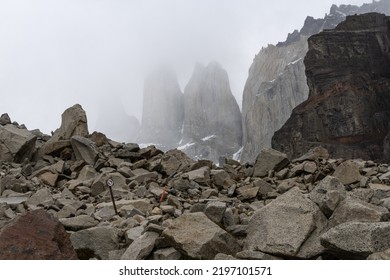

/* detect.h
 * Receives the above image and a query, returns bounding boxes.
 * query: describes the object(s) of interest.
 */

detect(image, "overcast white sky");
[0,0,370,140]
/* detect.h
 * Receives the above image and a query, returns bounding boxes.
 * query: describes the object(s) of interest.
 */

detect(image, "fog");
[0,0,369,141]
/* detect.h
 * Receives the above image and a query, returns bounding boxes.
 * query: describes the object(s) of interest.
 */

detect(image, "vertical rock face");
[241,0,390,163]
[180,62,242,163]
[138,68,184,149]
[272,13,390,161]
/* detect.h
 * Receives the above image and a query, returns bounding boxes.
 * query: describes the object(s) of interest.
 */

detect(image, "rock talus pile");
[1,105,390,260]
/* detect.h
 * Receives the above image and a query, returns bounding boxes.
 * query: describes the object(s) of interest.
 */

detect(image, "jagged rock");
[273,13,390,161]
[0,209,77,259]
[238,186,259,200]
[328,197,389,227]
[59,215,99,231]
[70,136,99,166]
[38,171,58,187]
[204,201,226,224]
[0,175,29,194]
[245,187,327,258]
[70,226,119,260]
[121,231,159,260]
[309,176,346,217]
[253,149,289,177]
[41,140,72,159]
[125,226,144,244]
[254,179,273,198]
[162,212,241,259]
[26,187,54,208]
[90,131,109,147]
[321,222,390,259]
[368,183,390,200]
[159,149,194,176]
[181,62,242,163]
[41,104,89,156]
[184,166,210,184]
[0,113,11,126]
[0,124,37,163]
[333,160,362,185]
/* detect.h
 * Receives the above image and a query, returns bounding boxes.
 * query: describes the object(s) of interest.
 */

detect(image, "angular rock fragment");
[321,222,390,259]
[121,231,159,260]
[309,176,346,217]
[253,149,289,177]
[245,187,327,258]
[162,212,241,259]
[70,226,119,260]
[70,136,99,166]
[0,209,77,259]
[328,197,389,227]
[0,124,36,163]
[333,160,362,185]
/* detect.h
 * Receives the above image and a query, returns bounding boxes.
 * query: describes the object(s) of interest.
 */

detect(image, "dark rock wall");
[272,13,390,161]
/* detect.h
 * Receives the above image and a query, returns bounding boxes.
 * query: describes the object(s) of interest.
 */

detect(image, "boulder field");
[0,108,390,260]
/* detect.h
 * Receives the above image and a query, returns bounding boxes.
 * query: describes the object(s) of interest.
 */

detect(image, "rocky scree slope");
[1,107,390,260]
[241,0,390,163]
[273,13,390,162]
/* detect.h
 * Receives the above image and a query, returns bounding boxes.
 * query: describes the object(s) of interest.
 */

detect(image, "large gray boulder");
[321,222,390,259]
[40,104,89,156]
[328,197,389,228]
[121,231,159,260]
[245,187,327,258]
[70,136,99,166]
[253,149,289,177]
[308,176,346,217]
[70,226,119,260]
[333,160,362,185]
[0,124,37,163]
[162,212,241,259]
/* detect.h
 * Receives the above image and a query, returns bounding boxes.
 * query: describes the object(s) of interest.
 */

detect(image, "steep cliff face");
[241,0,390,163]
[138,68,184,149]
[180,62,242,163]
[272,13,390,161]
